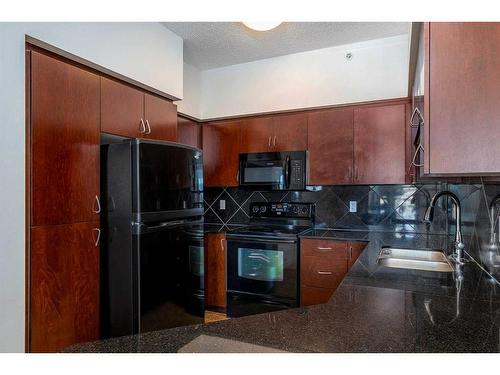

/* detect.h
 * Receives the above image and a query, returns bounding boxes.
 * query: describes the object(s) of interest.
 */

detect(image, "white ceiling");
[162,22,410,70]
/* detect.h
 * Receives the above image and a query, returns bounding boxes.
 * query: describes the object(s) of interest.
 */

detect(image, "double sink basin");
[377,246,454,273]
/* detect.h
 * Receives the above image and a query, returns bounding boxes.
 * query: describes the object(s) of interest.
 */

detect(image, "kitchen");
[1,1,500,371]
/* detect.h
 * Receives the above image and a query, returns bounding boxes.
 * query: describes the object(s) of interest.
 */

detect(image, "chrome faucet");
[424,191,465,264]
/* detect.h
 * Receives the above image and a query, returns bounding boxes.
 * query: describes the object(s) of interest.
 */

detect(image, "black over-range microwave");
[239,151,307,190]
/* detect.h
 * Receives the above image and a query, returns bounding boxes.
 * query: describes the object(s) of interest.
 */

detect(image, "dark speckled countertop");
[66,227,500,353]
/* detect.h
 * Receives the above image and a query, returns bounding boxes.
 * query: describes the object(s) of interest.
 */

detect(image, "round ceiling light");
[242,22,282,31]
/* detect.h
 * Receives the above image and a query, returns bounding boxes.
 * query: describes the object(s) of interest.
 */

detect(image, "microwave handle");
[284,155,291,189]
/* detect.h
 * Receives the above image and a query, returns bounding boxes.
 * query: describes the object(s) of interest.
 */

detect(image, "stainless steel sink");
[377,246,454,273]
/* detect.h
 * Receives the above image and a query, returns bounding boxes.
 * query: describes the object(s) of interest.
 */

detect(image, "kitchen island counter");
[66,229,500,353]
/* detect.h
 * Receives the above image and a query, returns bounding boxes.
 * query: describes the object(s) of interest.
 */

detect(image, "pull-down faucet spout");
[424,191,465,264]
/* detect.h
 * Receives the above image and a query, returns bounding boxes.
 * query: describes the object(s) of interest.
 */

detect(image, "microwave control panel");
[289,159,304,190]
[249,202,314,218]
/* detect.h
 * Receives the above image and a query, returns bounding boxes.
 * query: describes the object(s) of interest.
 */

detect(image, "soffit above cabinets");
[162,22,410,70]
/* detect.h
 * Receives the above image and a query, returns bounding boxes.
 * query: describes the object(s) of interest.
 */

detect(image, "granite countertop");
[66,228,500,353]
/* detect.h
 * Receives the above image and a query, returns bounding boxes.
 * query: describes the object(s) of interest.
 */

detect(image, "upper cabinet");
[101,77,177,141]
[203,121,241,187]
[272,113,308,151]
[144,93,177,141]
[423,22,500,175]
[308,108,354,185]
[177,116,202,148]
[31,51,100,226]
[101,77,145,138]
[353,104,407,185]
[240,113,308,153]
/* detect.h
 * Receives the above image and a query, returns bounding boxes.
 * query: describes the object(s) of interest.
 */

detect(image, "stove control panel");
[249,202,314,218]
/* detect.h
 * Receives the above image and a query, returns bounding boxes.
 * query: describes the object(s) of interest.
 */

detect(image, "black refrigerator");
[100,137,204,339]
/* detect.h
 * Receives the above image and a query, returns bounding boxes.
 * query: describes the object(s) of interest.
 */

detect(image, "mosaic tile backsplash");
[204,183,500,281]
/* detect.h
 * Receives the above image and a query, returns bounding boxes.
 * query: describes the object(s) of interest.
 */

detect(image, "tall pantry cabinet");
[28,50,100,352]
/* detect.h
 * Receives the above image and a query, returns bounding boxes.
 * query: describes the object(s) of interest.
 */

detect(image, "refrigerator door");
[136,219,205,332]
[134,140,203,222]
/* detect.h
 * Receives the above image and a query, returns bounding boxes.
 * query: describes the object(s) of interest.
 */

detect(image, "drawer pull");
[317,247,332,251]
[317,271,333,275]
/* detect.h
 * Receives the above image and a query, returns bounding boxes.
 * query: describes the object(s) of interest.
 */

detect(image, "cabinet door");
[101,77,145,137]
[425,23,500,174]
[177,116,201,148]
[204,233,227,309]
[144,93,177,141]
[308,108,354,185]
[202,121,241,187]
[348,241,367,270]
[31,51,100,226]
[354,104,406,184]
[30,222,100,352]
[240,117,273,153]
[273,113,308,151]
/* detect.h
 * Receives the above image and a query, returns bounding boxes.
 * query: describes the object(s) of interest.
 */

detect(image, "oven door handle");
[227,237,297,244]
[284,155,291,189]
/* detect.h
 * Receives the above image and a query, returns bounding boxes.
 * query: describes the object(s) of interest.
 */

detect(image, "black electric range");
[225,202,315,317]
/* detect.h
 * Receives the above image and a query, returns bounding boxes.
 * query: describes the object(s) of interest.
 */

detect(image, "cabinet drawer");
[301,255,347,289]
[300,285,335,306]
[300,239,348,257]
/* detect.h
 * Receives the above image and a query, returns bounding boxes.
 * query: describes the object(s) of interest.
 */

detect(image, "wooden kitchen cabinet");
[204,233,227,309]
[203,121,241,186]
[240,113,307,153]
[300,239,348,306]
[144,93,177,141]
[31,51,100,226]
[272,112,308,151]
[424,22,500,175]
[240,116,274,153]
[177,115,202,148]
[348,241,368,270]
[300,239,366,306]
[101,77,145,138]
[307,108,354,185]
[30,221,100,353]
[101,77,178,141]
[354,104,406,184]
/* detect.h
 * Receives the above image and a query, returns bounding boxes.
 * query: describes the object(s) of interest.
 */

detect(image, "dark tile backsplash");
[204,182,500,283]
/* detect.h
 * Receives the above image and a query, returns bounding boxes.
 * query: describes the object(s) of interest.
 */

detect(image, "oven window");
[244,167,284,183]
[237,248,284,281]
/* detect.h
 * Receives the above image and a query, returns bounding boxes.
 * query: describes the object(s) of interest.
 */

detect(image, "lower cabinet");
[204,233,227,309]
[30,221,100,352]
[300,238,366,306]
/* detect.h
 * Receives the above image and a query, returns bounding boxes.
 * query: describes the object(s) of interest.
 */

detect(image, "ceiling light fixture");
[242,22,282,31]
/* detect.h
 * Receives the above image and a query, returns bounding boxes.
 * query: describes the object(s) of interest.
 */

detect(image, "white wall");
[0,22,183,353]
[176,62,202,118]
[199,35,409,119]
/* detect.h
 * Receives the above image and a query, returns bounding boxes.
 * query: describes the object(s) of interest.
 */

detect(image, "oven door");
[226,237,298,300]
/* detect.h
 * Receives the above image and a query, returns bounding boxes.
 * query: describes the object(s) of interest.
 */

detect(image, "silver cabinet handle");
[317,271,333,275]
[220,238,225,252]
[145,119,152,135]
[93,195,101,214]
[317,247,332,251]
[410,107,424,128]
[236,170,240,184]
[139,118,146,134]
[268,135,272,147]
[354,166,359,182]
[410,143,425,168]
[273,135,276,148]
[93,228,101,247]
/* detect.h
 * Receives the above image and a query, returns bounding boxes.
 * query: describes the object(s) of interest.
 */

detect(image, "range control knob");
[292,206,299,214]
[301,206,309,215]
[260,206,267,213]
[252,206,260,214]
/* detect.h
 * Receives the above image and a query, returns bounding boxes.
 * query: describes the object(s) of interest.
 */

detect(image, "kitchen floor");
[204,310,228,324]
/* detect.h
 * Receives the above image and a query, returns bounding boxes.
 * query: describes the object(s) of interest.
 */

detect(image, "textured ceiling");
[162,22,410,70]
